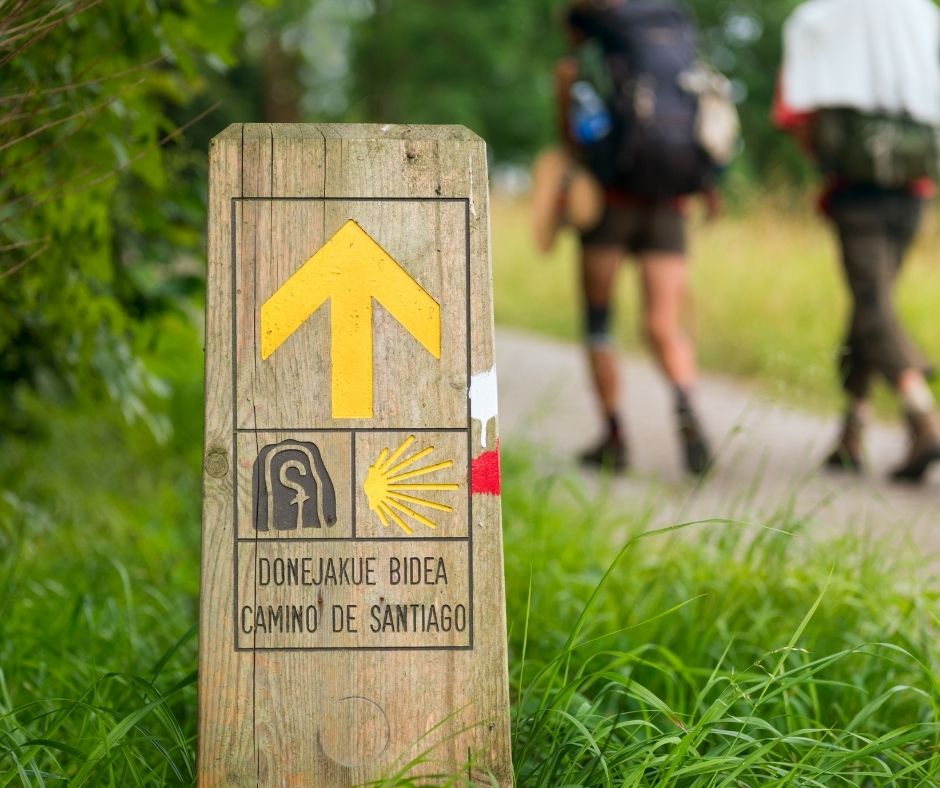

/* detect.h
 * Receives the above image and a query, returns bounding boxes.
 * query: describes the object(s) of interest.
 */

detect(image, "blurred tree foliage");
[0,0,371,435]
[0,0,246,434]
[347,0,563,162]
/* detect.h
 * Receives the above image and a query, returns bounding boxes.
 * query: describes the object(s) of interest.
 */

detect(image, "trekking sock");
[900,377,936,416]
[825,400,869,472]
[846,398,872,423]
[673,387,712,476]
[841,399,870,448]
[606,411,623,443]
[673,385,693,413]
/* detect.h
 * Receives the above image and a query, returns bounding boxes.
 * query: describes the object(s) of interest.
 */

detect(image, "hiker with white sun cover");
[775,0,940,482]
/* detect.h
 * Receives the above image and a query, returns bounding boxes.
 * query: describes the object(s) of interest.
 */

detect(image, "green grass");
[3,211,940,784]
[2,319,939,784]
[502,453,940,785]
[493,195,940,412]
[0,313,204,787]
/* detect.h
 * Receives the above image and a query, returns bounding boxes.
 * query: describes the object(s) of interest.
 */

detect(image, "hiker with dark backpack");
[775,0,940,483]
[551,0,737,475]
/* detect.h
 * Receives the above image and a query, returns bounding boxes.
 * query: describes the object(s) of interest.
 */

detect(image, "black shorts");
[580,199,687,255]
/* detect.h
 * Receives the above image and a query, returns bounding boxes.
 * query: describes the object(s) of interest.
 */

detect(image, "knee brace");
[585,303,612,347]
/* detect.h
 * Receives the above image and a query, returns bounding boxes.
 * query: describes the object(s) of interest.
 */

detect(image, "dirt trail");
[495,327,939,551]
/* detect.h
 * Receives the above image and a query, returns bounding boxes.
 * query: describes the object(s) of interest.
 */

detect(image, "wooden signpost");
[198,124,512,786]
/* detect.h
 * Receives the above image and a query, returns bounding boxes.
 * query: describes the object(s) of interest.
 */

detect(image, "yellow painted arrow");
[260,220,441,419]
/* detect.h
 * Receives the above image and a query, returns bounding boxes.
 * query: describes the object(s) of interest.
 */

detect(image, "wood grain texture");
[199,124,512,786]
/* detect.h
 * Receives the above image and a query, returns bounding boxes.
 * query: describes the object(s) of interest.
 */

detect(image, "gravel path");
[495,327,939,552]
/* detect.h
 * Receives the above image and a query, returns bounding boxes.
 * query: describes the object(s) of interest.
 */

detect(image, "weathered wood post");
[199,124,512,786]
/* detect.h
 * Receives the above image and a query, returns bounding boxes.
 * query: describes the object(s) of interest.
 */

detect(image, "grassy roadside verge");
[501,452,940,785]
[493,195,940,413]
[2,366,938,784]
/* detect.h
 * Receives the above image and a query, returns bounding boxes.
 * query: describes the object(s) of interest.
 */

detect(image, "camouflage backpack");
[813,108,940,187]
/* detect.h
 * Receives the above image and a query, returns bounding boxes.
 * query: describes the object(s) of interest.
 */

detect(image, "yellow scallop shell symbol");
[363,436,459,535]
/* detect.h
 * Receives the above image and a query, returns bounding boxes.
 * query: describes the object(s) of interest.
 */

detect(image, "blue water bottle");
[570,81,612,145]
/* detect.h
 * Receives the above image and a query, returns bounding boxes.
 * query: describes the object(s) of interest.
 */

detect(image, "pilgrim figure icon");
[252,440,337,531]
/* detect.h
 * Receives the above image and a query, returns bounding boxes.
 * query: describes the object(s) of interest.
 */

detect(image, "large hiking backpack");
[813,108,940,188]
[572,0,734,196]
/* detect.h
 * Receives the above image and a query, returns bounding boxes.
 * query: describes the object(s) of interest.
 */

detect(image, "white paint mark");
[469,367,498,448]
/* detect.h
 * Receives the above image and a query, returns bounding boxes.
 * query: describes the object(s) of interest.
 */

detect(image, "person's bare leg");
[639,252,711,474]
[638,252,696,386]
[580,244,627,469]
[582,245,621,408]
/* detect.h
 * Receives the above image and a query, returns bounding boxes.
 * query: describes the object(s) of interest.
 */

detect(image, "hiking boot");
[579,434,629,473]
[677,404,712,477]
[824,412,865,474]
[891,411,940,483]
